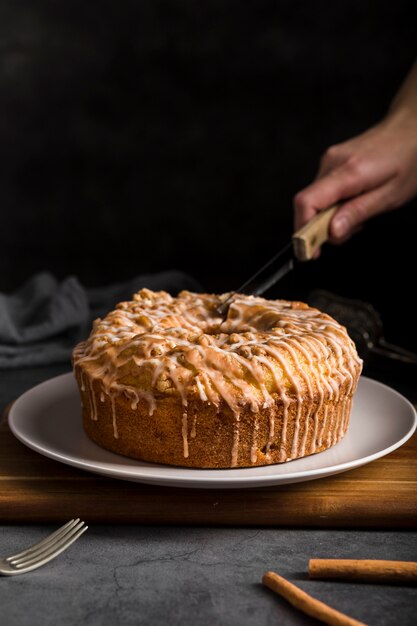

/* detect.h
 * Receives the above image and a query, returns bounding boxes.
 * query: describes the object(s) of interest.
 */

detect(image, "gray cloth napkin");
[0,271,202,368]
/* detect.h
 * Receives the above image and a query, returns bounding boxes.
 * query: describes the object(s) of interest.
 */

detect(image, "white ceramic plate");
[9,373,416,489]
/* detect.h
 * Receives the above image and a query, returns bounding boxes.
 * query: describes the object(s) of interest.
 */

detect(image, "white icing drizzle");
[195,377,208,402]
[231,413,241,467]
[344,397,353,432]
[286,336,321,456]
[317,404,329,448]
[262,344,298,461]
[73,289,362,466]
[182,412,189,458]
[296,336,325,454]
[111,395,118,439]
[89,379,98,421]
[253,355,279,457]
[191,415,197,438]
[251,417,259,464]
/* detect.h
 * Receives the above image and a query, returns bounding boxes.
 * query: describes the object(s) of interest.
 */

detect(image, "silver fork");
[0,519,88,576]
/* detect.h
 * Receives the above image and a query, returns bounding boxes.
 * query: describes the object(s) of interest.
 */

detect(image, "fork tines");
[3,519,88,575]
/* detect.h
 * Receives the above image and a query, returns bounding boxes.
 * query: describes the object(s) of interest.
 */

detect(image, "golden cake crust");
[73,289,362,468]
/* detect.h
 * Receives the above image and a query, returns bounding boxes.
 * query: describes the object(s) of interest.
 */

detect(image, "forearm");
[388,60,417,122]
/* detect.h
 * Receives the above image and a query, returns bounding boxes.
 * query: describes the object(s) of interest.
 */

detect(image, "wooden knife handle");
[292,204,339,261]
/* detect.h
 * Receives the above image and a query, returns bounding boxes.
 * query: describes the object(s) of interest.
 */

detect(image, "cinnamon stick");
[262,571,367,626]
[309,559,417,585]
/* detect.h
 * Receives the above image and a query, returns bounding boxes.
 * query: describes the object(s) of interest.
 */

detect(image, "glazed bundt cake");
[72,289,362,468]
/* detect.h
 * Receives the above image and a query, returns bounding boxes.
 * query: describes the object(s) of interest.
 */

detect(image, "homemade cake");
[72,289,362,468]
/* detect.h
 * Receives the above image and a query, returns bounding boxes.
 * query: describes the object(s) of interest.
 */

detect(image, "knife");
[218,204,338,316]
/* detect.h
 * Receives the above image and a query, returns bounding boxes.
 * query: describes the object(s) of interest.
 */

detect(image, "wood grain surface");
[1,404,416,526]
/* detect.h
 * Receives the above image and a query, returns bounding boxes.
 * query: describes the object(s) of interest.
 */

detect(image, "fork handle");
[292,204,339,261]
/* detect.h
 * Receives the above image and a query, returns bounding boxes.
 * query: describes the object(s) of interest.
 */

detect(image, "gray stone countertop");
[1,365,416,626]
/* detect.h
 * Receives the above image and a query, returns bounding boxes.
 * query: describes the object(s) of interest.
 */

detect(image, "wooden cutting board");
[1,403,416,527]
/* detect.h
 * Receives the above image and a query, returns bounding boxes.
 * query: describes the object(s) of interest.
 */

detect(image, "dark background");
[1,0,416,351]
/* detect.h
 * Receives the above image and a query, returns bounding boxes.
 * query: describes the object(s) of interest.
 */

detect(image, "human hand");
[293,112,417,245]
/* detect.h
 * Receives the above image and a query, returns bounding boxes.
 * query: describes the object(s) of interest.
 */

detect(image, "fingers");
[316,144,349,179]
[293,165,366,231]
[293,199,316,231]
[329,182,394,243]
[328,224,363,246]
[294,154,395,232]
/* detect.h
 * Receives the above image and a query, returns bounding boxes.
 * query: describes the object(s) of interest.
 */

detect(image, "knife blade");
[217,204,338,316]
